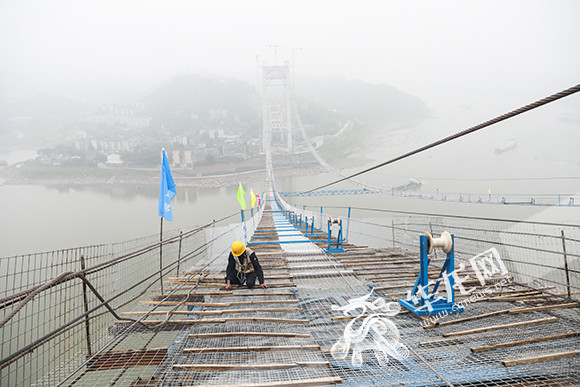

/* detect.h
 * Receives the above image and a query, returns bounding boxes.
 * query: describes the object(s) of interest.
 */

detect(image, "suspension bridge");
[1,84,579,386]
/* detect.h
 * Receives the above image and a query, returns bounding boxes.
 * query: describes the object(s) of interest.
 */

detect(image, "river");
[1,99,579,257]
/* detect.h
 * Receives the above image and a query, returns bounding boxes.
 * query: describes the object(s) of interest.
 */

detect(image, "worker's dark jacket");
[225,249,265,285]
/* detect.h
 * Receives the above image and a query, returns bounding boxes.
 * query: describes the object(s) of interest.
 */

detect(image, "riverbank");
[0,162,325,188]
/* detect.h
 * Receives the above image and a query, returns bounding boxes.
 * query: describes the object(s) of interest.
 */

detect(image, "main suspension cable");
[304,83,580,193]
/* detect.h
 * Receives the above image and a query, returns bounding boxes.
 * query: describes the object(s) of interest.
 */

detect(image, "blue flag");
[158,149,176,221]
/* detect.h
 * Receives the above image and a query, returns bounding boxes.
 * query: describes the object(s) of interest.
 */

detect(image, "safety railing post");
[327,219,332,250]
[392,219,396,247]
[80,255,92,357]
[241,210,247,244]
[320,206,323,231]
[176,231,183,276]
[346,207,351,242]
[159,218,164,295]
[561,230,571,298]
[251,208,255,233]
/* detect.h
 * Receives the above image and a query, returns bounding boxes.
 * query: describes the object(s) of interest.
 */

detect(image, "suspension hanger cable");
[303,84,580,193]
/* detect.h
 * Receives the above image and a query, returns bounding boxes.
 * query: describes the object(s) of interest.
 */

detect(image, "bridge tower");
[260,62,294,154]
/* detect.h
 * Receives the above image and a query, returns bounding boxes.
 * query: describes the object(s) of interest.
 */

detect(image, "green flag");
[237,183,247,210]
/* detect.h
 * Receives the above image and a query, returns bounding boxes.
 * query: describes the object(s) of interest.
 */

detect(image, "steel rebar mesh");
[0,208,259,387]
[3,186,580,386]
[275,198,580,386]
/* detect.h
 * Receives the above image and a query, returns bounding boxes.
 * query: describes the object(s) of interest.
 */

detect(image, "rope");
[304,84,580,193]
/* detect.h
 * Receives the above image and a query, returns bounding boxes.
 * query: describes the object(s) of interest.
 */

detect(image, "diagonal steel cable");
[304,84,580,193]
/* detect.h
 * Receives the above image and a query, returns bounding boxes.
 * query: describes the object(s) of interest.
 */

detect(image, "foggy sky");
[1,0,579,110]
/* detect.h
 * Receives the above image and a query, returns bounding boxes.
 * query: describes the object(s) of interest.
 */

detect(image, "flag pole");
[158,147,176,295]
[159,216,164,294]
[159,149,164,295]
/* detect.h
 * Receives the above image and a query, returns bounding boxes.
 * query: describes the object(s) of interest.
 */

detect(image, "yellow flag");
[251,189,256,208]
[237,183,247,210]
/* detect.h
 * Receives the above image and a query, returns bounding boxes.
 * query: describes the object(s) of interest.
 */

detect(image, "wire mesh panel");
[3,188,580,386]
[275,200,580,386]
[0,207,263,387]
[322,207,580,303]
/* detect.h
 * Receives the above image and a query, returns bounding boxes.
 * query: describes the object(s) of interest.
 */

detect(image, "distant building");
[105,154,124,166]
[172,150,193,168]
[89,103,151,130]
[208,129,225,139]
[172,135,188,146]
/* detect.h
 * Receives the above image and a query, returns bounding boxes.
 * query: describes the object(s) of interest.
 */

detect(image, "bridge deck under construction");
[77,198,580,387]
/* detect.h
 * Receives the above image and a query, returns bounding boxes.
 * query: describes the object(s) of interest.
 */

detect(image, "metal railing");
[2,189,579,386]
[0,205,263,387]
[277,202,580,303]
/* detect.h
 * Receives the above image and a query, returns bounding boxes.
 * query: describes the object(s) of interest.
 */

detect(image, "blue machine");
[304,216,316,236]
[399,232,464,316]
[324,217,345,253]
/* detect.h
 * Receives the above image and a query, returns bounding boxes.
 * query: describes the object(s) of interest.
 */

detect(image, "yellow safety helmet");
[232,241,246,257]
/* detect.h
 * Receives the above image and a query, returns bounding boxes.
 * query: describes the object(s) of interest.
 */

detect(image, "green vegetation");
[144,75,260,135]
[0,73,430,182]
[317,125,372,159]
[296,75,430,126]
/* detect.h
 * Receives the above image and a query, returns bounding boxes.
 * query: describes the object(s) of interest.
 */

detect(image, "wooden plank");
[486,291,542,301]
[139,301,231,307]
[443,317,558,337]
[423,309,511,329]
[178,270,211,276]
[168,274,293,283]
[502,349,580,367]
[150,291,233,297]
[508,302,580,314]
[119,317,310,324]
[123,308,300,316]
[86,347,167,371]
[362,271,441,278]
[150,292,294,298]
[225,299,299,306]
[337,254,404,261]
[341,260,415,267]
[353,266,420,273]
[419,338,464,347]
[210,291,296,297]
[331,310,409,321]
[372,276,513,291]
[373,283,412,290]
[122,311,195,316]
[194,307,300,315]
[471,330,580,353]
[188,332,311,339]
[184,282,295,289]
[384,285,534,298]
[186,376,342,387]
[369,274,442,281]
[183,344,320,353]
[173,361,329,371]
[490,292,580,302]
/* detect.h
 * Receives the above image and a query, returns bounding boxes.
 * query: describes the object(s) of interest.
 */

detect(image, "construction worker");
[225,241,268,290]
